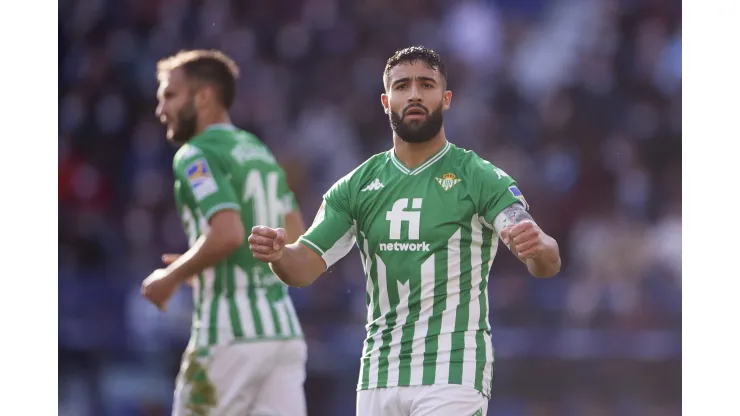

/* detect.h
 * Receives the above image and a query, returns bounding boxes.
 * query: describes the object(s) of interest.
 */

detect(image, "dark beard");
[168,100,198,145]
[389,104,444,144]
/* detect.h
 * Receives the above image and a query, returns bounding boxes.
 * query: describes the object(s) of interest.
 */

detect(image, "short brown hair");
[156,49,241,109]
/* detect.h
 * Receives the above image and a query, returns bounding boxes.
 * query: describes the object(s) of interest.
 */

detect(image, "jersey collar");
[205,123,236,132]
[390,140,451,175]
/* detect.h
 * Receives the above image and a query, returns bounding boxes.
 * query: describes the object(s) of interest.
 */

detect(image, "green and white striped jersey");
[172,124,303,348]
[299,141,528,397]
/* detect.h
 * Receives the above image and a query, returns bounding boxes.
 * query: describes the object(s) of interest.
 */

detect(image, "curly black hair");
[383,46,448,91]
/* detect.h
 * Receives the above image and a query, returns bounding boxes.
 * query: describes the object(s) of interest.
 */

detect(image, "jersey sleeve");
[470,157,529,231]
[173,144,241,220]
[298,175,356,269]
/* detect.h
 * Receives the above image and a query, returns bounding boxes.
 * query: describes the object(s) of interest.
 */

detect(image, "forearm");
[270,242,326,288]
[165,233,239,283]
[524,233,561,278]
[495,202,562,278]
[284,211,307,244]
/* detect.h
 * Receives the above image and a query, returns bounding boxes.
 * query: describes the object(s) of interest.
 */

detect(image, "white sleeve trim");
[299,236,325,255]
[204,202,241,220]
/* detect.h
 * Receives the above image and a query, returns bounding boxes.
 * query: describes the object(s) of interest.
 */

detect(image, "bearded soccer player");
[249,46,562,415]
[140,50,308,416]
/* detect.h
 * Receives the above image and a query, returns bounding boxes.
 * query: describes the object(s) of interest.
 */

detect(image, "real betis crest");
[435,172,461,191]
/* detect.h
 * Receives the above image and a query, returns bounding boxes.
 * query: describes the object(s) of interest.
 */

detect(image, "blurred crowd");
[58,0,682,415]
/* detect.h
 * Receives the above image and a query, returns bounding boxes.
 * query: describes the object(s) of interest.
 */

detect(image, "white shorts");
[356,384,489,416]
[172,339,307,416]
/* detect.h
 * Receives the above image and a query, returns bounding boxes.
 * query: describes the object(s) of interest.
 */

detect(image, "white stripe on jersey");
[218,280,230,342]
[482,230,499,395]
[387,278,412,383]
[358,233,375,384]
[198,267,216,348]
[274,299,291,335]
[234,267,256,338]
[361,234,374,327]
[255,288,276,336]
[409,254,436,385]
[367,256,390,388]
[435,228,462,384]
[462,216,485,387]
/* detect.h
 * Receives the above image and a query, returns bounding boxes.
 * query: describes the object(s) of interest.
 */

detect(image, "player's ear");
[193,85,208,108]
[194,84,216,108]
[381,93,390,114]
[443,90,452,111]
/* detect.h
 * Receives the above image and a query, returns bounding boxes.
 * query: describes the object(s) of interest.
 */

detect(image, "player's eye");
[422,83,433,88]
[395,84,408,90]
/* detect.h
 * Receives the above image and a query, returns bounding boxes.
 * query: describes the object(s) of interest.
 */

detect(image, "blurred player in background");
[141,49,307,416]
[249,46,562,416]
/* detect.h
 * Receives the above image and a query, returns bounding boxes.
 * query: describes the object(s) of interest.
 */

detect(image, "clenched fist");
[249,226,287,262]
[500,220,545,260]
[141,269,179,311]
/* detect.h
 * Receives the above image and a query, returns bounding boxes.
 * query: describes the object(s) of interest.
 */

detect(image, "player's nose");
[155,102,164,119]
[407,86,422,103]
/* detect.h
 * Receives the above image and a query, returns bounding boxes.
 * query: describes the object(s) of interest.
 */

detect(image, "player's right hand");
[161,254,194,287]
[249,226,287,262]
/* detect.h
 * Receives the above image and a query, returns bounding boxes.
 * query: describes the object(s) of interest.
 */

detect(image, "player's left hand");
[141,269,179,311]
[500,220,545,260]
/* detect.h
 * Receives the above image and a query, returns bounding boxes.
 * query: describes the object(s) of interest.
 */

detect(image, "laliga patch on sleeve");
[186,158,218,200]
[508,186,529,210]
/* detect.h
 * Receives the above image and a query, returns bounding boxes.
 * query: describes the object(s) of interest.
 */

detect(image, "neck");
[196,109,231,136]
[393,129,447,170]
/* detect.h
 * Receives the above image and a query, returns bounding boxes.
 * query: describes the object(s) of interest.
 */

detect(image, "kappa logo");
[361,179,385,192]
[493,167,509,180]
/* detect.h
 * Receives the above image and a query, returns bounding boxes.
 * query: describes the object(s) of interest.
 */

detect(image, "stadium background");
[58,0,682,414]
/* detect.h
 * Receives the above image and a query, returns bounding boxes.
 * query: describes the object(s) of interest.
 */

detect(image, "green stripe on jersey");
[449,225,473,384]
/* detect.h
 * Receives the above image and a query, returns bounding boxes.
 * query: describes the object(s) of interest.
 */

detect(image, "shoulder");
[331,151,389,191]
[322,152,389,213]
[173,130,236,174]
[173,143,208,172]
[445,144,510,182]
[230,129,280,165]
[178,130,229,159]
[447,144,519,202]
[174,143,204,163]
[448,145,501,175]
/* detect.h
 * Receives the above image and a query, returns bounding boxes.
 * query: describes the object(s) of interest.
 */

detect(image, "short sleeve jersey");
[173,125,303,348]
[299,141,527,397]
